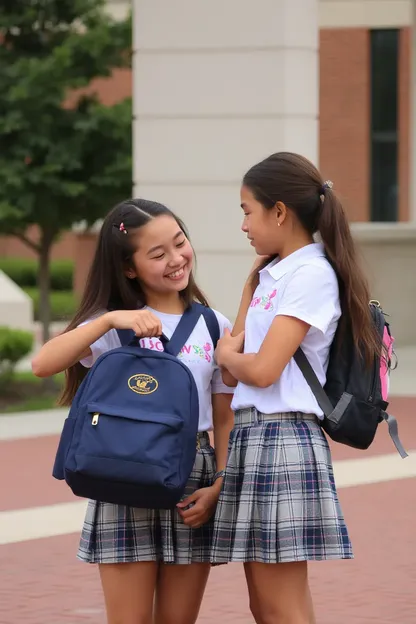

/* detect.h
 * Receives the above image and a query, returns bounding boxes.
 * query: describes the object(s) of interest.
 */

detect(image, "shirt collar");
[260,243,326,282]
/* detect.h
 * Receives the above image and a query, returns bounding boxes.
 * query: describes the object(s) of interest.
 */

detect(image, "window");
[370,29,399,222]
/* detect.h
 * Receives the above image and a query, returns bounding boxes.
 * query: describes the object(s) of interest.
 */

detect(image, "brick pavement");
[2,397,415,512]
[1,397,415,623]
[1,479,415,624]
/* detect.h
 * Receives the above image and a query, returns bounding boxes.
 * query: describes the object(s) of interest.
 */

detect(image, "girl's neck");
[278,233,314,260]
[145,291,185,315]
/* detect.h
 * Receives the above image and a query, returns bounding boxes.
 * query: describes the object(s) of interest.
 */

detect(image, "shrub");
[50,260,74,291]
[0,257,74,290]
[23,288,78,321]
[0,258,37,288]
[0,327,34,387]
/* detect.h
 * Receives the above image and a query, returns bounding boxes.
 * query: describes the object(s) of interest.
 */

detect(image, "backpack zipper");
[92,413,100,426]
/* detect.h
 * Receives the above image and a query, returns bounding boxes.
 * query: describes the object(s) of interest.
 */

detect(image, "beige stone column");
[132,0,319,319]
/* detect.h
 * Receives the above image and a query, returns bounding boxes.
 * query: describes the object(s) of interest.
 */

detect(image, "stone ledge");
[351,222,416,242]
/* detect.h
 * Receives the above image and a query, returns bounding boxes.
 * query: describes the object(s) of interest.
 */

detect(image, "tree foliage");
[0,0,133,341]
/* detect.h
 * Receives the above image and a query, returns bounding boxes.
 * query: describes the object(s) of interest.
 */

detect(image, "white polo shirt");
[80,307,234,432]
[231,243,341,418]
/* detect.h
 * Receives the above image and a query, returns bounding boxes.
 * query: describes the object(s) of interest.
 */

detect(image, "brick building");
[1,0,413,264]
[2,0,416,345]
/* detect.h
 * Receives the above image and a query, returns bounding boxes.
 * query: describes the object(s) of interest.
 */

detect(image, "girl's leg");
[154,562,211,624]
[99,561,158,624]
[244,561,315,624]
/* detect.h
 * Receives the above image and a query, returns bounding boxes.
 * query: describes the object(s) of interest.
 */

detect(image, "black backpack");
[294,301,407,458]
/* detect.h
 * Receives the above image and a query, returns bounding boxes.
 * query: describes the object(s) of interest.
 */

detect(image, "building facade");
[1,0,416,341]
[1,0,413,259]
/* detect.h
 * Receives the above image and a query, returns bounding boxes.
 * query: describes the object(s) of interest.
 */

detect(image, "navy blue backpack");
[52,303,220,509]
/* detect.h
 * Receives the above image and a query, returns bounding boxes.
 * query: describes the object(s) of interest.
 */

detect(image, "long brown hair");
[243,152,379,365]
[60,198,208,405]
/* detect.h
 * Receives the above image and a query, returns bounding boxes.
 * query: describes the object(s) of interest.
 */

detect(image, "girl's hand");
[177,486,220,528]
[106,309,162,337]
[215,328,245,367]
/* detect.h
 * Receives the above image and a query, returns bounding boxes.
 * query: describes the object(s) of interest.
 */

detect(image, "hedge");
[0,327,34,386]
[24,288,78,322]
[0,257,74,291]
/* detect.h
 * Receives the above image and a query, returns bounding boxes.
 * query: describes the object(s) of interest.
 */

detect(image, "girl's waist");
[234,407,318,428]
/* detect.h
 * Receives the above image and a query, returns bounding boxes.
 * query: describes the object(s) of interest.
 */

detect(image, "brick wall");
[320,28,371,222]
[320,27,410,223]
[0,228,77,260]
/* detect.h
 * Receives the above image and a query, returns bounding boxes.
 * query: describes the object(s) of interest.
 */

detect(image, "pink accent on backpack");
[380,326,394,401]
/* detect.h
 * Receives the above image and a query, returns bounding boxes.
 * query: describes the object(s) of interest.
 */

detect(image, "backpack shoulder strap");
[165,303,220,355]
[116,303,219,356]
[293,348,334,417]
[116,328,135,346]
[162,304,202,356]
[193,303,220,347]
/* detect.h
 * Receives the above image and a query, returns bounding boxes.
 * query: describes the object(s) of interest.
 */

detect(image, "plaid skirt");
[77,432,216,565]
[211,408,353,564]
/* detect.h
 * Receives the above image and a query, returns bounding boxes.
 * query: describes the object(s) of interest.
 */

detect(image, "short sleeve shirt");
[231,243,341,418]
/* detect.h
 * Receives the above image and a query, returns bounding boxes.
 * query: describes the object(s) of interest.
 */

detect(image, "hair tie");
[320,180,334,203]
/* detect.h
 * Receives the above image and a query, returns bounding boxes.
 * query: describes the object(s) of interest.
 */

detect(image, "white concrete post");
[0,271,33,331]
[132,0,319,319]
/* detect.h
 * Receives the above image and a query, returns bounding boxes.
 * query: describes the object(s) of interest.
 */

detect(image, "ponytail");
[318,189,380,364]
[243,151,380,367]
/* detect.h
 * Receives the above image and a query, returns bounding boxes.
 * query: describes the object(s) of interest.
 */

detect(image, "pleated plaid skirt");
[78,432,216,565]
[211,408,353,564]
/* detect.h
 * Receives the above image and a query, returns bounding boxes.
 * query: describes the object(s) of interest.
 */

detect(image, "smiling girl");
[32,199,234,624]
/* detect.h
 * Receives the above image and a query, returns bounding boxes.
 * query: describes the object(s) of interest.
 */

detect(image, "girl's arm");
[32,314,112,377]
[217,263,338,388]
[177,393,234,528]
[232,255,269,335]
[32,309,162,378]
[221,256,268,387]
[221,283,253,387]
[217,315,310,388]
[231,280,255,336]
[221,369,239,387]
[211,392,234,489]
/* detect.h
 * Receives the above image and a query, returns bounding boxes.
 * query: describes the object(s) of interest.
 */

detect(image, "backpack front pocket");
[75,403,184,486]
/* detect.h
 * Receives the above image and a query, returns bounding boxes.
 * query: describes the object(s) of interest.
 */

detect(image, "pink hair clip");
[119,222,128,234]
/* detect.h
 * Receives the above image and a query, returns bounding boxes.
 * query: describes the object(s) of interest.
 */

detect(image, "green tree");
[0,0,133,343]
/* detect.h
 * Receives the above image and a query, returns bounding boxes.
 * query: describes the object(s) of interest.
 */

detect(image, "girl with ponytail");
[212,152,373,623]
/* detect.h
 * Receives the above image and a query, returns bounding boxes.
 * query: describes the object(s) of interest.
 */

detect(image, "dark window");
[370,29,399,221]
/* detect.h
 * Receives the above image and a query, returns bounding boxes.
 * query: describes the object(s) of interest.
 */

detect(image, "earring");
[277,222,281,227]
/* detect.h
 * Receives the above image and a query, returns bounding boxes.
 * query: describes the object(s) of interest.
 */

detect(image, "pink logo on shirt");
[139,338,212,363]
[250,289,277,311]
[139,338,164,351]
[179,342,212,363]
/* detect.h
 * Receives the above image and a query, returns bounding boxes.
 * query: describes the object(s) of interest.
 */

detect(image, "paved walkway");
[1,395,415,623]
